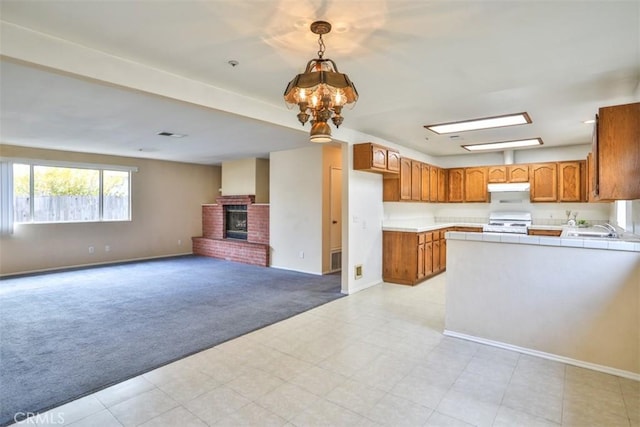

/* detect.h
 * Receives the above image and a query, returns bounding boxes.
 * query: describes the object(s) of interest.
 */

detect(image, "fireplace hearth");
[193,195,270,266]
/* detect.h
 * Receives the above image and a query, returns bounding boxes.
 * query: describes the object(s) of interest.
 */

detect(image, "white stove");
[483,211,532,234]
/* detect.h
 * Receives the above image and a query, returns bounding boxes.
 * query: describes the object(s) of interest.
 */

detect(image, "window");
[10,161,133,224]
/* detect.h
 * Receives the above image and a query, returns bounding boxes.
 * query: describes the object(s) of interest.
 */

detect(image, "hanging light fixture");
[284,21,359,143]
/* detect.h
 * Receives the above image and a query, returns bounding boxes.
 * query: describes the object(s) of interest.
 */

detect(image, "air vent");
[157,131,187,138]
[330,251,342,272]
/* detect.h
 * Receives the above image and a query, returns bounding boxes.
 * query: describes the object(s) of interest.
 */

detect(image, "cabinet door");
[440,237,446,271]
[448,169,464,202]
[425,241,433,276]
[438,168,447,202]
[558,161,582,202]
[596,102,640,200]
[429,167,439,202]
[507,165,529,182]
[488,166,507,183]
[399,158,412,200]
[411,161,421,201]
[371,145,387,170]
[417,243,425,280]
[464,167,488,202]
[387,150,400,173]
[530,163,558,202]
[421,163,430,201]
[433,239,441,272]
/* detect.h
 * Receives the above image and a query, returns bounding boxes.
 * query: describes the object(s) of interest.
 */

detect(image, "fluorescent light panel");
[462,138,543,152]
[425,112,531,134]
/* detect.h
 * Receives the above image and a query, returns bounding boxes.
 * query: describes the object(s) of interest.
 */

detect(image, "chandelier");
[284,21,359,143]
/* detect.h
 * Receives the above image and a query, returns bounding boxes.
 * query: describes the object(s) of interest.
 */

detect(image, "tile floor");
[11,274,639,427]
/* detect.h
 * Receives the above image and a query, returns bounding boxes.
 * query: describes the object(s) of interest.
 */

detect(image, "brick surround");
[193,195,270,266]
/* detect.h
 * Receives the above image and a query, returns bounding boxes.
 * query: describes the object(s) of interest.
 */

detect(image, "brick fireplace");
[192,195,270,266]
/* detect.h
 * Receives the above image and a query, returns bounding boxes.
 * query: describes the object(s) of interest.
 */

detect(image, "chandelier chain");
[317,34,325,59]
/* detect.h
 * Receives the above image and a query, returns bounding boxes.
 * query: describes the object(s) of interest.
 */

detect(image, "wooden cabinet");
[464,167,488,202]
[528,228,562,237]
[383,228,448,285]
[429,166,438,202]
[530,163,558,202]
[448,169,464,203]
[438,168,447,202]
[592,102,640,201]
[508,165,529,182]
[353,143,400,174]
[383,157,411,201]
[411,161,421,201]
[421,163,430,201]
[488,166,507,183]
[455,226,483,232]
[450,167,487,202]
[558,161,584,202]
[488,165,528,183]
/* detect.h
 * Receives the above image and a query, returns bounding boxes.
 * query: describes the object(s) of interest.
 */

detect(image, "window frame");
[7,158,137,225]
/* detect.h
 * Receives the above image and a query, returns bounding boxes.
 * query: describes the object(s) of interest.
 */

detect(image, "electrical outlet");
[354,264,363,279]
[105,245,111,252]
[178,239,182,246]
[299,251,304,259]
[88,246,95,254]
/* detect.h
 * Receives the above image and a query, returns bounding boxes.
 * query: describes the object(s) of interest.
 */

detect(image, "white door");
[330,167,342,252]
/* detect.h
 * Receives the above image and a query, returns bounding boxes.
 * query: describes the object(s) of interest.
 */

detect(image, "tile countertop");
[382,221,484,233]
[445,231,640,253]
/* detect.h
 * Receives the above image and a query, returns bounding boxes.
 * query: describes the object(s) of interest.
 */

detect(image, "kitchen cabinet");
[421,163,430,201]
[383,228,447,285]
[508,165,529,183]
[383,157,412,201]
[353,143,400,174]
[429,166,439,202]
[530,163,558,202]
[488,166,507,183]
[591,102,640,201]
[488,165,528,183]
[438,168,447,202]
[448,169,464,203]
[411,160,421,201]
[464,167,488,202]
[455,226,483,233]
[558,161,584,202]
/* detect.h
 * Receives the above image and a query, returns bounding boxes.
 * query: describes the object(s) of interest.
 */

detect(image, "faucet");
[593,223,618,238]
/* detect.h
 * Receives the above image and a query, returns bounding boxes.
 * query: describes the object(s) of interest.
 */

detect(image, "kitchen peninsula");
[444,230,640,379]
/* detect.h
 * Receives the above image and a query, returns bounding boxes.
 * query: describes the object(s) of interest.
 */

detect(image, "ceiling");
[1,1,638,165]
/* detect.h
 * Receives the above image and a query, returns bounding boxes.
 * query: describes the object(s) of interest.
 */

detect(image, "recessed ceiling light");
[425,112,532,134]
[157,131,187,138]
[462,138,543,152]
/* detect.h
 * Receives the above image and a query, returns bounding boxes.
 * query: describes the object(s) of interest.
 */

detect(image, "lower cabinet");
[383,228,449,286]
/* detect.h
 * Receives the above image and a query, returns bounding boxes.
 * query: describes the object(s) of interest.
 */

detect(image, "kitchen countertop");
[445,230,640,252]
[382,220,484,233]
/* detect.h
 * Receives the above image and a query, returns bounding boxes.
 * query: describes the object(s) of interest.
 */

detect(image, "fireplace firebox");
[225,205,248,240]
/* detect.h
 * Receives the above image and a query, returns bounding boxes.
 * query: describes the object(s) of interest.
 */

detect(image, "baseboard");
[443,329,640,381]
[0,252,193,278]
[345,279,381,294]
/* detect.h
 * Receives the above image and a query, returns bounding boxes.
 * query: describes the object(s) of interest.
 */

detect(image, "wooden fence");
[14,196,129,222]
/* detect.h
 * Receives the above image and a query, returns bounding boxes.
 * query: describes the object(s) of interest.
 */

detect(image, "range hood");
[487,182,531,192]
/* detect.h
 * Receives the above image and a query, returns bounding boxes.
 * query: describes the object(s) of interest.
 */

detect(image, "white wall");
[221,158,256,197]
[344,148,385,294]
[446,238,640,377]
[269,146,323,274]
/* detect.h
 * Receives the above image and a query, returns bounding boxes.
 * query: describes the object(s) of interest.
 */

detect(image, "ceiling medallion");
[283,20,359,143]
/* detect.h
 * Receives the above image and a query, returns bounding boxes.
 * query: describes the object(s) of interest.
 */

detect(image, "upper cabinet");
[448,169,464,203]
[530,163,558,202]
[353,143,400,174]
[464,167,488,202]
[488,165,528,183]
[558,161,585,202]
[508,165,529,183]
[591,102,640,201]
